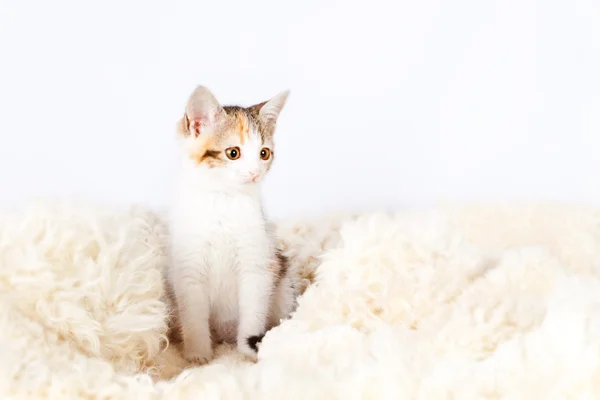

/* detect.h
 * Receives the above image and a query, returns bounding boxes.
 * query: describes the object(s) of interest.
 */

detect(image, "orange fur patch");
[176,116,189,138]
[235,112,250,145]
[189,134,224,168]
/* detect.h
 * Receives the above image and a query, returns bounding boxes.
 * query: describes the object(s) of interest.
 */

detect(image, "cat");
[166,85,297,364]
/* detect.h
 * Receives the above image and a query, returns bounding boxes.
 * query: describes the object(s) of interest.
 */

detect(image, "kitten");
[166,85,296,364]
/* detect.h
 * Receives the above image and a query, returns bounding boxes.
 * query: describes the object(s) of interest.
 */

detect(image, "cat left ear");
[253,90,290,126]
[182,85,224,137]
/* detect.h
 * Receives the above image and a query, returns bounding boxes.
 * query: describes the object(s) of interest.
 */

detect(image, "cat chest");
[177,201,269,258]
[172,193,271,268]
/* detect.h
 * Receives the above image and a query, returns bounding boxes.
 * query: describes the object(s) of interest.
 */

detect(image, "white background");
[1,0,599,218]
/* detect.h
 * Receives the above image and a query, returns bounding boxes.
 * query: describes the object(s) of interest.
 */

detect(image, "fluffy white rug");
[2,201,600,399]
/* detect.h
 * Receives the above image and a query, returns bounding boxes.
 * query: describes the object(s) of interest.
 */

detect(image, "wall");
[0,0,599,218]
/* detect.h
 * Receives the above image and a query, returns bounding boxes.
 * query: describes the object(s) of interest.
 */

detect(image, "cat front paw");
[183,343,213,365]
[237,334,264,362]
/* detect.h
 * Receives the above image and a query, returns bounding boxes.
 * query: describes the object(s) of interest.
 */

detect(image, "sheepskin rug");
[2,201,600,399]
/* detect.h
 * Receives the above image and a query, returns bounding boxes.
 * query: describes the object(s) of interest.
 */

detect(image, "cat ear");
[253,90,290,126]
[183,86,224,137]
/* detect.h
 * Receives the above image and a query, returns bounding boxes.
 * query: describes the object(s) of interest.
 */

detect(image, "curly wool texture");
[2,202,600,398]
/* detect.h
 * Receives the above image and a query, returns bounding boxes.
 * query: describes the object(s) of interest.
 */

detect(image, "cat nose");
[249,172,260,181]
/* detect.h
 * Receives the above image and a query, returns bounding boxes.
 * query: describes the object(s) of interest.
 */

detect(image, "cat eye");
[260,148,271,161]
[225,147,241,160]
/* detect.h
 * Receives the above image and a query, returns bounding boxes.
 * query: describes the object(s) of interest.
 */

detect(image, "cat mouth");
[245,174,260,183]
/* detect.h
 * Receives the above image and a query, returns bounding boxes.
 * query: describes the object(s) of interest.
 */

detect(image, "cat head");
[176,85,289,186]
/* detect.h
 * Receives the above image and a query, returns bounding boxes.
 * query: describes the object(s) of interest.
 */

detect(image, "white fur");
[5,202,600,398]
[168,129,290,363]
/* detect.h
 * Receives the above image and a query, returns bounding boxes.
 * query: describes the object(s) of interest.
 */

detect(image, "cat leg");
[267,273,297,330]
[171,263,213,364]
[236,266,274,360]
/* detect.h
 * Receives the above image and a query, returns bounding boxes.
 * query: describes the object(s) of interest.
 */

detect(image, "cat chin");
[221,178,261,188]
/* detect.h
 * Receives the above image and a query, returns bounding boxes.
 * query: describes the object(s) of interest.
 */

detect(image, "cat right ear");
[179,86,224,137]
